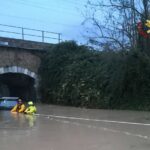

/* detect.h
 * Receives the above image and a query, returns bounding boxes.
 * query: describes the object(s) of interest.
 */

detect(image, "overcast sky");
[0,0,88,44]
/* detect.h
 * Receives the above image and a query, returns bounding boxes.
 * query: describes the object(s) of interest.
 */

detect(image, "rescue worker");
[24,101,37,114]
[11,99,26,113]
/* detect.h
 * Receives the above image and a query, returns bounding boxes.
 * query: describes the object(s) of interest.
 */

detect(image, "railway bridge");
[0,37,51,102]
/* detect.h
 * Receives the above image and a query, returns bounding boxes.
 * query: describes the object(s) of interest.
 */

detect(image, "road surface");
[0,105,150,150]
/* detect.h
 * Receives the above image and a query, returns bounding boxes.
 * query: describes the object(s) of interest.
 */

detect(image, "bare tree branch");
[83,0,150,50]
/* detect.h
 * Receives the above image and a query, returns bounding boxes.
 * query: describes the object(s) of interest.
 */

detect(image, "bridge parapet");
[0,37,52,51]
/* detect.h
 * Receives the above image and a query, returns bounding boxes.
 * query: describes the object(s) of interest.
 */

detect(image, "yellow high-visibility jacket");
[11,104,26,113]
[24,105,37,114]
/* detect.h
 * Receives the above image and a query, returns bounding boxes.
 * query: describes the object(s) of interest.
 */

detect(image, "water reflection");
[11,112,36,128]
[0,111,10,121]
[25,114,36,127]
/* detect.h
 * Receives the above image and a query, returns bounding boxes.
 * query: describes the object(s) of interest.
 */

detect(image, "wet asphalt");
[0,105,150,150]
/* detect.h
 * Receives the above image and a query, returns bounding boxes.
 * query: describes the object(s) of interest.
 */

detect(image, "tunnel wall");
[0,72,37,102]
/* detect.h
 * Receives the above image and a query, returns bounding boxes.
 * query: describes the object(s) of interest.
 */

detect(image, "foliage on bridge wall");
[39,41,150,110]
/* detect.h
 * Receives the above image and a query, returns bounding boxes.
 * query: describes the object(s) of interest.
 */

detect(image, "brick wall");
[0,46,41,73]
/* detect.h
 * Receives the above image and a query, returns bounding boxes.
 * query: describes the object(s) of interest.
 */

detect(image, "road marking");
[54,118,149,140]
[35,113,150,126]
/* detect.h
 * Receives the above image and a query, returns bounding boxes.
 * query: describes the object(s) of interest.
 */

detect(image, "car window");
[0,98,18,107]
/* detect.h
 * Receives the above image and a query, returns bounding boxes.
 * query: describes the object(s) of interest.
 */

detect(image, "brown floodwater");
[0,105,150,150]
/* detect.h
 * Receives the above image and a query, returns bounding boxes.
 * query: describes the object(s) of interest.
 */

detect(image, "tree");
[83,0,150,51]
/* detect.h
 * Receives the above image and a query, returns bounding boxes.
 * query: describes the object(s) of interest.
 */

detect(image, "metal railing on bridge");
[0,24,62,43]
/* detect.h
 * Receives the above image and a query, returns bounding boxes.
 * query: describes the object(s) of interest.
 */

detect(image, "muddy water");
[0,105,150,150]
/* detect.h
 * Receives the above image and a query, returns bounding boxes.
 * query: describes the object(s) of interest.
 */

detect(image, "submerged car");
[0,97,18,110]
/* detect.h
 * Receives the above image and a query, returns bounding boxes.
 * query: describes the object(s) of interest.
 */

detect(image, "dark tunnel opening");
[0,73,36,102]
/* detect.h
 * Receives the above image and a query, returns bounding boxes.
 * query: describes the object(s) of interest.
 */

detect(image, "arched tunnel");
[0,73,36,102]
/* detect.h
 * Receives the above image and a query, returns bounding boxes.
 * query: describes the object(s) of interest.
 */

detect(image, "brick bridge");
[0,37,51,102]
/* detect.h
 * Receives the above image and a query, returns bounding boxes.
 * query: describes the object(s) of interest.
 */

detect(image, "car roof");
[1,97,19,99]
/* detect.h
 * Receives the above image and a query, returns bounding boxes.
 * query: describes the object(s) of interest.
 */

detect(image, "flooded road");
[0,105,150,150]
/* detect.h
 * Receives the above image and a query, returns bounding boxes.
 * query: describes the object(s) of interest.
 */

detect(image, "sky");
[0,0,88,44]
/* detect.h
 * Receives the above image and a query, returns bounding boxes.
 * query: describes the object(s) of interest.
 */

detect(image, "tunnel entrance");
[0,73,36,102]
